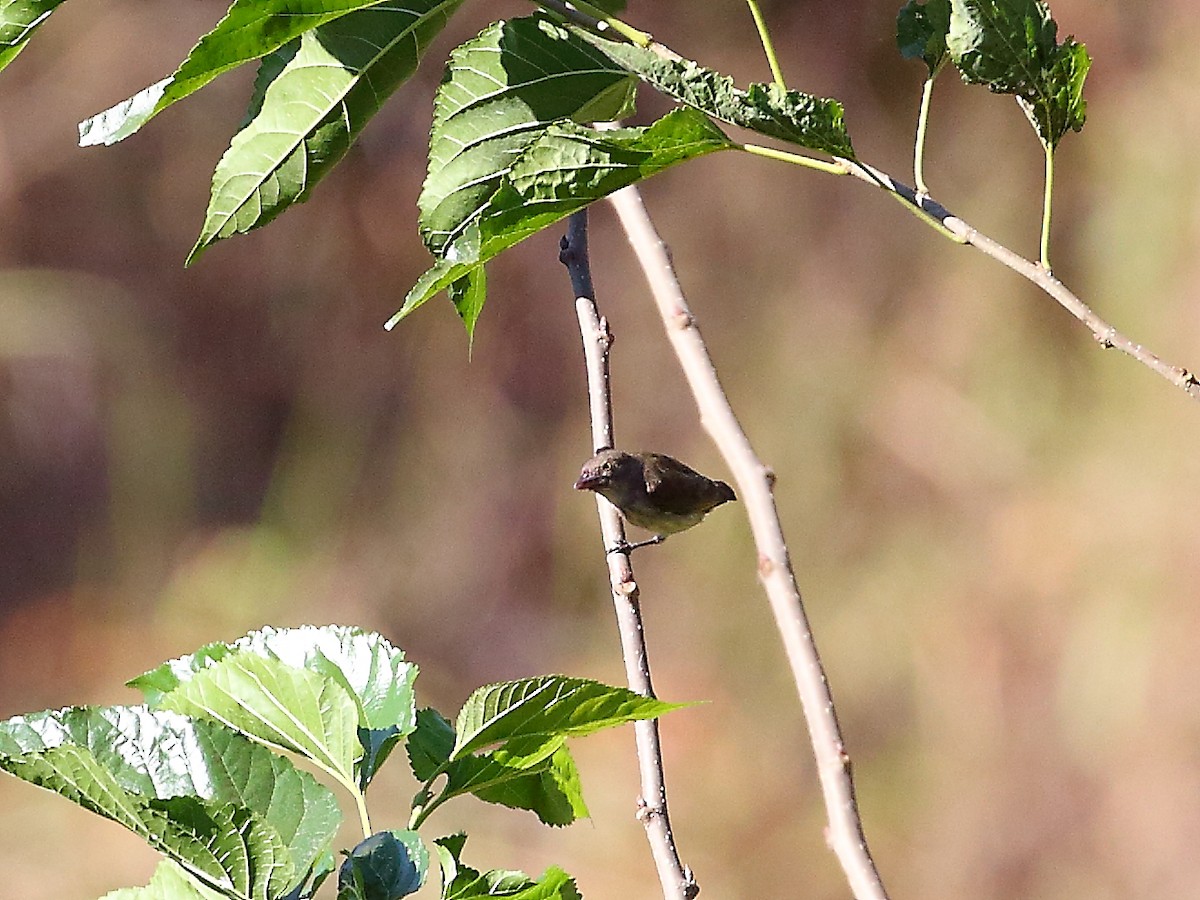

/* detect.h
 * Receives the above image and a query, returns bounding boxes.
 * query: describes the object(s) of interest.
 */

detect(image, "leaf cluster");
[898,0,1089,149]
[0,626,685,899]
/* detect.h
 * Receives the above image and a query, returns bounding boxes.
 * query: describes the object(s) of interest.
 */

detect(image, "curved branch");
[559,212,699,900]
[607,188,890,900]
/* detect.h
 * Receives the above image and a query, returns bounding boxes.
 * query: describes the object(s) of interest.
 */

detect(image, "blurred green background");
[3,1,1200,897]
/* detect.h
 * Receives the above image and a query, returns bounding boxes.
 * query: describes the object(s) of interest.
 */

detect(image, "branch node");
[757,553,775,578]
[671,308,695,329]
[636,798,664,822]
[764,466,777,490]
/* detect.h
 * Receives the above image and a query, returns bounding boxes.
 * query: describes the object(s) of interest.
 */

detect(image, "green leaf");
[186,0,466,264]
[339,830,428,900]
[452,675,685,760]
[464,744,589,827]
[78,0,409,146]
[0,706,340,900]
[407,708,455,782]
[1016,37,1088,148]
[0,0,65,71]
[101,860,228,899]
[132,625,418,787]
[433,835,580,900]
[573,29,855,159]
[448,269,487,347]
[897,0,951,76]
[389,108,733,331]
[156,650,362,789]
[947,0,1089,148]
[417,15,637,258]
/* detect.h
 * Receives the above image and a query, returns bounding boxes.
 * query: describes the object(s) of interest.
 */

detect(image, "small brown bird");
[574,449,736,551]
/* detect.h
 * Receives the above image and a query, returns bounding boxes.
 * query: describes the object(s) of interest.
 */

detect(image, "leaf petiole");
[745,0,787,88]
[739,141,847,176]
[1040,143,1055,271]
[913,69,940,196]
[540,0,653,47]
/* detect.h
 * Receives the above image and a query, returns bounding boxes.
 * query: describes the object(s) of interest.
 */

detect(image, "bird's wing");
[642,453,728,515]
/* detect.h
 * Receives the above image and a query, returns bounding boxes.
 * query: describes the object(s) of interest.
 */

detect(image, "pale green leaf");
[0,706,340,900]
[101,859,228,900]
[157,651,362,787]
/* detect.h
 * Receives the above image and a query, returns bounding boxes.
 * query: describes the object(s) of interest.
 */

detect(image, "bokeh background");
[3,1,1200,897]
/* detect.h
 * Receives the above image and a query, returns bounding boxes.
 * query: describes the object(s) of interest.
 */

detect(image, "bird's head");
[573,449,643,504]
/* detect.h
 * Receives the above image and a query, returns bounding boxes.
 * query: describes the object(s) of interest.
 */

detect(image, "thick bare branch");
[607,188,889,900]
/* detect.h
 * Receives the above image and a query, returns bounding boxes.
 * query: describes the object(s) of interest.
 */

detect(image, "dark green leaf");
[573,29,855,159]
[186,0,466,264]
[0,706,340,900]
[338,830,427,900]
[947,0,1089,148]
[896,0,951,76]
[418,15,637,258]
[464,744,589,827]
[407,708,455,782]
[0,0,66,71]
[390,108,733,331]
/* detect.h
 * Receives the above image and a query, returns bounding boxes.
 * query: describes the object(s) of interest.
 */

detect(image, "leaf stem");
[914,75,936,196]
[536,0,652,47]
[1040,143,1055,271]
[745,1,787,88]
[353,788,373,840]
[739,142,846,176]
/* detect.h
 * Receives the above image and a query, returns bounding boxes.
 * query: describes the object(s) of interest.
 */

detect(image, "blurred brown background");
[3,1,1200,897]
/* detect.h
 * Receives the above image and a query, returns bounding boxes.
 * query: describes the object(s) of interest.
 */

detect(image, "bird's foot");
[606,535,666,555]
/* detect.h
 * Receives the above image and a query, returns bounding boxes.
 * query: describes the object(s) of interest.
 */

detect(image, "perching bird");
[574,449,736,551]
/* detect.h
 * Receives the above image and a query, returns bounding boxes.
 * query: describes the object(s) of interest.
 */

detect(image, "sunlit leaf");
[0,706,340,900]
[453,675,686,760]
[0,0,66,71]
[187,0,466,263]
[78,0,401,146]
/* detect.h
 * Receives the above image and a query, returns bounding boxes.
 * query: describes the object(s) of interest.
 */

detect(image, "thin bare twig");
[607,187,889,900]
[559,211,698,900]
[837,159,1200,401]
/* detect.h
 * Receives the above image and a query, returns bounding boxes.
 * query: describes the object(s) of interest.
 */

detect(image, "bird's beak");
[574,473,601,491]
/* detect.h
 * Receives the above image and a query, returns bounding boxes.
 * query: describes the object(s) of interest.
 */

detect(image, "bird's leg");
[606,534,667,555]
